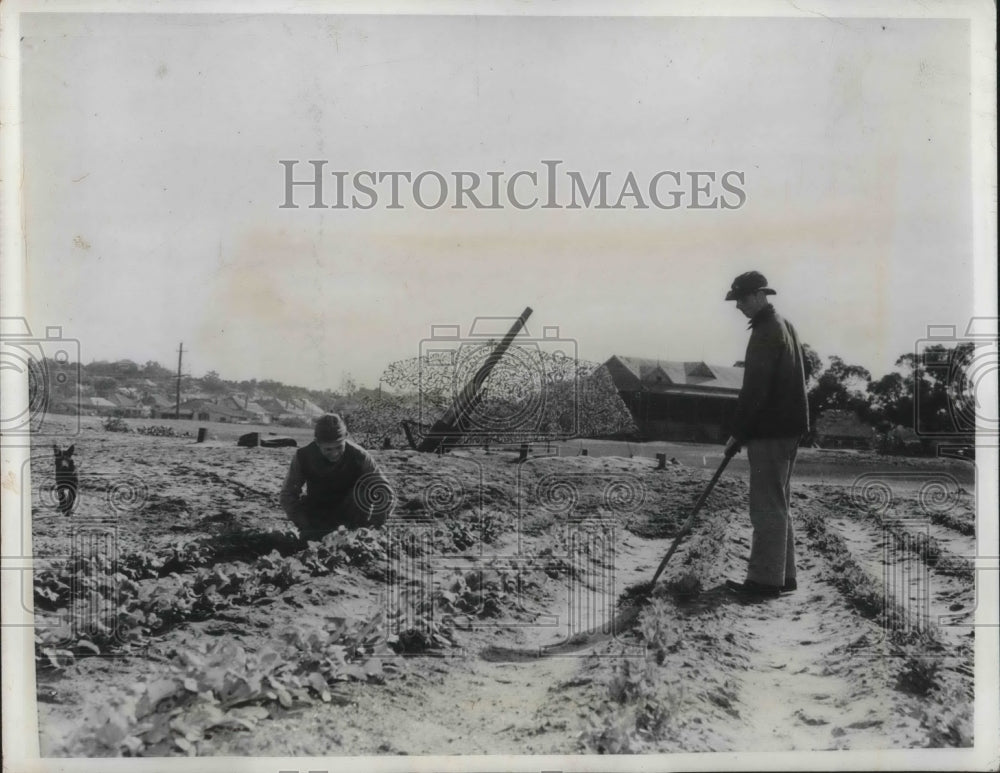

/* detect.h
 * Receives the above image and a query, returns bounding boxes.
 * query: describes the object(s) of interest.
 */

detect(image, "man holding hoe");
[722,271,809,599]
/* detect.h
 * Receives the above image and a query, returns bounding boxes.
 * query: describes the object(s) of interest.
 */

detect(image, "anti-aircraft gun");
[409,306,533,453]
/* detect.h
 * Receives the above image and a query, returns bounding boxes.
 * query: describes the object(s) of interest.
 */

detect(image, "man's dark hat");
[315,413,347,442]
[725,271,777,301]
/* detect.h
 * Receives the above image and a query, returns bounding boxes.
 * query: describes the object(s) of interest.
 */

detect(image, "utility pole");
[175,342,184,419]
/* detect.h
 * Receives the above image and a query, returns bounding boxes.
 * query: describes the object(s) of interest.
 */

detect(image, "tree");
[904,343,975,436]
[86,360,119,379]
[141,360,174,381]
[339,373,358,397]
[801,343,822,387]
[867,371,909,429]
[864,343,976,450]
[944,342,978,433]
[113,359,140,379]
[807,355,872,426]
[93,376,118,397]
[200,370,227,395]
[260,379,294,401]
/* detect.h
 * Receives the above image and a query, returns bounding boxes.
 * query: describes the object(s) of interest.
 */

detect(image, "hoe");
[479,445,737,662]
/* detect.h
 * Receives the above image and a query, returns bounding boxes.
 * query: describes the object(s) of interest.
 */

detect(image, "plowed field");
[29,421,977,756]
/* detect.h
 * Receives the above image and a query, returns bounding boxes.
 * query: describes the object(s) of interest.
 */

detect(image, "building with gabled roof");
[107,392,145,417]
[285,396,324,418]
[601,356,744,442]
[173,398,252,424]
[80,396,118,416]
[815,410,875,450]
[222,395,271,424]
[144,393,177,418]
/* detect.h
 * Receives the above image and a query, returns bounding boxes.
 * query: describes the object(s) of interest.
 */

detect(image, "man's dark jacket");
[295,441,374,510]
[732,304,809,441]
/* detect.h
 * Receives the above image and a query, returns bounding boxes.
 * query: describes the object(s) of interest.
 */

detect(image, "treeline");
[37,352,637,447]
[39,358,361,417]
[39,338,979,453]
[798,342,978,452]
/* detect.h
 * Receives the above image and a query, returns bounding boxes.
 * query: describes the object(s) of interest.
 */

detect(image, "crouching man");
[280,414,395,540]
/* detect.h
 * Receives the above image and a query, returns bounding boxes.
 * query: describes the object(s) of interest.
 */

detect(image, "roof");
[815,410,873,438]
[177,398,246,417]
[604,356,744,395]
[224,396,270,416]
[84,397,117,408]
[108,393,141,408]
[286,397,324,417]
[257,396,304,416]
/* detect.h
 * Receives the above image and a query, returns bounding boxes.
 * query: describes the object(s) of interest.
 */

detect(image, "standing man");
[723,271,809,598]
[280,414,395,540]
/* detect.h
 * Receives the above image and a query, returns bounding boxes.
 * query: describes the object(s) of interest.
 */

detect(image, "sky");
[19,10,979,390]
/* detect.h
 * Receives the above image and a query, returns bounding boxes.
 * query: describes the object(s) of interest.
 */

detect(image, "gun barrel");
[417,306,533,452]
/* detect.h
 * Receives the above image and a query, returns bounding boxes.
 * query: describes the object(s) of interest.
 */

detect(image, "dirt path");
[721,522,925,751]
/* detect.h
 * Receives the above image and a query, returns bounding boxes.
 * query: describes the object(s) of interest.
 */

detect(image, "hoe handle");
[649,447,736,588]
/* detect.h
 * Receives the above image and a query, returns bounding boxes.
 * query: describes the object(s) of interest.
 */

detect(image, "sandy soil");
[29,419,976,756]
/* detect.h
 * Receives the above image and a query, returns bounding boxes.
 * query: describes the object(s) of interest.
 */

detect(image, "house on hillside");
[286,397,324,419]
[222,395,271,424]
[601,356,744,442]
[144,393,175,418]
[257,396,293,422]
[172,399,201,420]
[81,396,118,416]
[176,399,252,424]
[257,396,313,425]
[815,410,875,450]
[108,392,145,418]
[256,396,324,426]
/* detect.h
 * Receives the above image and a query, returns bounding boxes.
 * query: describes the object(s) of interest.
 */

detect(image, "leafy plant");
[85,615,395,756]
[896,655,940,696]
[102,417,132,433]
[135,425,187,437]
[607,658,657,704]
